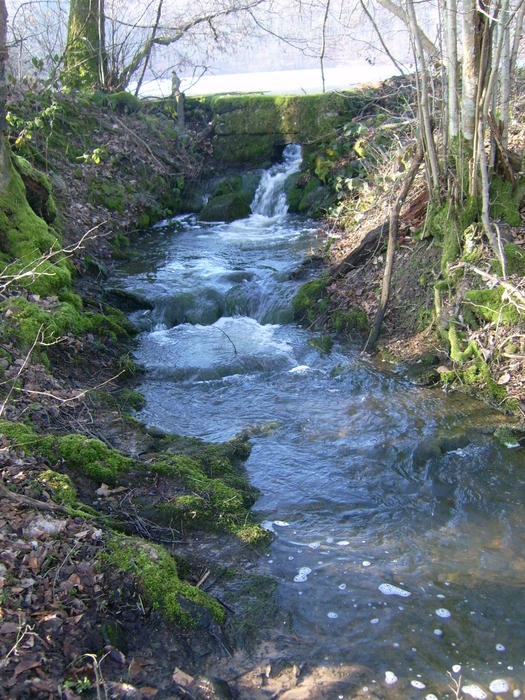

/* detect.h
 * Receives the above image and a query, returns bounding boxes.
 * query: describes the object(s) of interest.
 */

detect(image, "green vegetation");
[104,536,225,626]
[37,470,77,505]
[461,287,520,326]
[0,420,134,484]
[292,278,330,323]
[309,336,334,354]
[150,449,269,544]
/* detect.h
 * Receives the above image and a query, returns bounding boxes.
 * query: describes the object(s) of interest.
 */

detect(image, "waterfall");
[251,144,302,217]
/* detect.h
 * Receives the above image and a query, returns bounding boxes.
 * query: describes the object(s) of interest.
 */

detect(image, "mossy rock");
[12,155,56,223]
[103,536,225,627]
[0,163,72,296]
[292,277,330,323]
[284,172,303,212]
[200,193,251,222]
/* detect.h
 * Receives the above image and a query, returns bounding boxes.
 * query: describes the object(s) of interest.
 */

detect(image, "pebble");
[411,680,426,689]
[435,608,451,618]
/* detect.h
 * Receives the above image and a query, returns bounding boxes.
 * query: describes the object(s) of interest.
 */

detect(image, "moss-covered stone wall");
[186,91,368,166]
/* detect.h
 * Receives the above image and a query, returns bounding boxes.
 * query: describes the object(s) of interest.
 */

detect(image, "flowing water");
[112,146,525,699]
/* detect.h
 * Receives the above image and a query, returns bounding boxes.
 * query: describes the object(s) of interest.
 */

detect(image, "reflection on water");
[112,146,525,698]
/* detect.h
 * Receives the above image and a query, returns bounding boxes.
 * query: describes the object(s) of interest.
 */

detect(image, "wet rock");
[200,193,251,223]
[26,515,67,537]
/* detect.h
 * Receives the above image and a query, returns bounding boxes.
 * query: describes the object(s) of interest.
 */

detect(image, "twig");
[17,370,126,404]
[0,480,69,513]
[0,324,43,418]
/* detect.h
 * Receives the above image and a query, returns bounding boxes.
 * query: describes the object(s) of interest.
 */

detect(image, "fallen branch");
[0,479,69,514]
[450,261,525,306]
[364,140,424,352]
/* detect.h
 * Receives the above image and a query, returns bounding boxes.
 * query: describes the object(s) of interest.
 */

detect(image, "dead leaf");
[11,658,41,681]
[172,667,194,687]
[139,688,158,698]
[497,372,511,385]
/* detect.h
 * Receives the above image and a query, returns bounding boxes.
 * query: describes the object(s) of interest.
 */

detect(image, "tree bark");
[461,0,479,143]
[62,0,106,90]
[445,0,458,140]
[0,0,8,192]
[364,141,424,353]
[406,0,440,192]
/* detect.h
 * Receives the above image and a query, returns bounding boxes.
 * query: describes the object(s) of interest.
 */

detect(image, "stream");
[112,146,525,699]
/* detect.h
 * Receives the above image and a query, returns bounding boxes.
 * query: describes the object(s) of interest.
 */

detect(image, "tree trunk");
[62,0,106,90]
[0,0,8,192]
[461,0,479,144]
[407,0,440,192]
[445,0,458,140]
[364,142,424,353]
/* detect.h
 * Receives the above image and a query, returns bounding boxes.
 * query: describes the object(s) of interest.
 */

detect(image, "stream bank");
[0,81,524,699]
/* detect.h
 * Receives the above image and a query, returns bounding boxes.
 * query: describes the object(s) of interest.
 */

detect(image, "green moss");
[462,287,520,326]
[0,164,72,296]
[119,389,146,411]
[331,308,368,333]
[448,324,480,363]
[38,469,77,505]
[0,421,133,485]
[40,434,133,484]
[491,243,525,276]
[427,199,479,274]
[200,193,251,222]
[490,176,521,226]
[292,277,330,324]
[89,178,126,213]
[104,536,225,626]
[309,335,333,354]
[149,444,268,543]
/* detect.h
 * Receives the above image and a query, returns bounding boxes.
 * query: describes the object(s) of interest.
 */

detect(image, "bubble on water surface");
[411,680,426,689]
[338,583,347,590]
[489,679,510,693]
[362,560,372,567]
[370,618,379,624]
[273,520,289,527]
[435,608,451,618]
[337,540,350,546]
[496,643,506,651]
[308,542,321,549]
[327,612,338,619]
[384,671,398,685]
[433,629,443,636]
[378,583,411,597]
[452,664,461,673]
[425,695,439,700]
[513,690,521,698]
[462,685,488,699]
[293,567,312,583]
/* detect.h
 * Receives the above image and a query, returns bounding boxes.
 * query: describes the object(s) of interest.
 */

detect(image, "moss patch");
[461,287,521,326]
[490,176,521,226]
[0,420,134,485]
[0,164,72,296]
[292,277,330,324]
[38,469,77,505]
[104,536,225,626]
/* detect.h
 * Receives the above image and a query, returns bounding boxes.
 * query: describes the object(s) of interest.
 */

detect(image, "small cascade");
[251,144,302,217]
